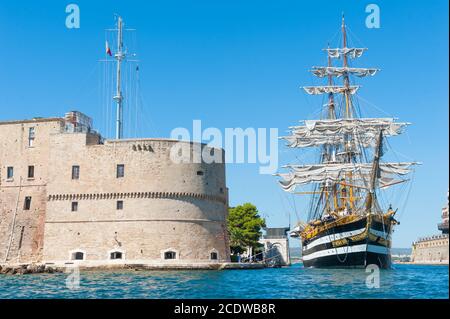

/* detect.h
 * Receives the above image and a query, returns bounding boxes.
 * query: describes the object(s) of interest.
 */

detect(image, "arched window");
[71,251,84,260]
[210,252,218,260]
[164,251,177,260]
[110,251,123,260]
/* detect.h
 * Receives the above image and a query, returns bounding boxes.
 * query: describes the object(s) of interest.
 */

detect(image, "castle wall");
[411,235,449,264]
[43,134,230,265]
[1,115,231,267]
[0,119,64,263]
[410,192,449,265]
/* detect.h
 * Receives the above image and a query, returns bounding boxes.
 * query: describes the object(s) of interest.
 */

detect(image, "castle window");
[7,166,13,179]
[24,197,32,210]
[71,251,85,260]
[18,226,25,249]
[210,252,218,260]
[116,200,124,210]
[110,251,123,260]
[164,251,176,260]
[28,127,35,147]
[28,165,35,178]
[197,170,204,176]
[71,202,78,212]
[72,165,80,180]
[117,164,125,178]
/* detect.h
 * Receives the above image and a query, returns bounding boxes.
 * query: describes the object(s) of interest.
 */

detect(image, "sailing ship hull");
[301,214,393,269]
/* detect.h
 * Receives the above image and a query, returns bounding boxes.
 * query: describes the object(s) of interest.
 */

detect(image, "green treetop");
[227,203,266,255]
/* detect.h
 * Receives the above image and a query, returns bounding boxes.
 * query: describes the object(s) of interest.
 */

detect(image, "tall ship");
[278,17,419,269]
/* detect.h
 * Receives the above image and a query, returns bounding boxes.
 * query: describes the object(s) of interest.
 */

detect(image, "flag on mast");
[106,41,112,56]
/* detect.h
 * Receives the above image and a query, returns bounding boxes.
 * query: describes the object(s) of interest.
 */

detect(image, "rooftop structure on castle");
[438,190,449,234]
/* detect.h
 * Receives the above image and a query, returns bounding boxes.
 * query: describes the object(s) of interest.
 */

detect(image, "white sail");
[303,86,360,95]
[282,118,409,148]
[277,162,418,192]
[325,47,367,59]
[311,67,379,78]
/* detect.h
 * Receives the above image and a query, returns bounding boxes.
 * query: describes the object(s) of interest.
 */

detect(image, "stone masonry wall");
[43,133,230,265]
[1,116,231,267]
[0,119,64,263]
[411,236,449,264]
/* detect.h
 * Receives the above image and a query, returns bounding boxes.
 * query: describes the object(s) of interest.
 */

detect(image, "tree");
[227,203,266,256]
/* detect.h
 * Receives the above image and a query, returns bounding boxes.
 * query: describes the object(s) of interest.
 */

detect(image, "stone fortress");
[0,111,231,269]
[411,190,449,264]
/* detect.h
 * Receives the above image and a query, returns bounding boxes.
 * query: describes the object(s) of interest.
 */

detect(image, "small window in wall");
[23,197,32,210]
[71,202,78,212]
[7,167,13,179]
[71,251,84,260]
[28,127,35,147]
[197,170,204,176]
[164,251,177,260]
[110,251,123,260]
[28,165,35,178]
[210,252,218,260]
[116,200,124,210]
[116,164,125,178]
[72,165,80,180]
[18,226,25,249]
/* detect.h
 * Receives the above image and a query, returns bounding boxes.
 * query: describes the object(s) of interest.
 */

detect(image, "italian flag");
[106,41,112,56]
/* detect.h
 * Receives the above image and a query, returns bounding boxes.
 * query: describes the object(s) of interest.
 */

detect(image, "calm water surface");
[0,263,448,299]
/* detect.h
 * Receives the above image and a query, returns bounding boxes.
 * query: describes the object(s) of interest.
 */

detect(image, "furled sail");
[325,47,367,59]
[303,85,360,95]
[282,118,409,148]
[277,162,418,192]
[311,67,379,78]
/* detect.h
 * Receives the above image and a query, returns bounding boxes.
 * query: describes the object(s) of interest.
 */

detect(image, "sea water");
[0,263,448,299]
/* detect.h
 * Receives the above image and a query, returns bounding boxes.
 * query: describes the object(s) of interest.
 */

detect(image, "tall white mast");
[113,16,125,139]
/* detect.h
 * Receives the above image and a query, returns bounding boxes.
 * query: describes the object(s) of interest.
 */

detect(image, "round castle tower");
[42,129,231,267]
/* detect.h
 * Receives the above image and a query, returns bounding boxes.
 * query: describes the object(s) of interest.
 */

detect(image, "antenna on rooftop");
[114,16,124,139]
[102,16,139,139]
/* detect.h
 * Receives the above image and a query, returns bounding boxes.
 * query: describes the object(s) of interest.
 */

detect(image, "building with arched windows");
[0,111,231,269]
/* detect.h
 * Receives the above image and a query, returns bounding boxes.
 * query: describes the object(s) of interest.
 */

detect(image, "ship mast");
[365,130,383,212]
[114,16,125,139]
[341,14,352,119]
[341,15,356,211]
[325,44,336,211]
[326,44,336,121]
[277,17,418,221]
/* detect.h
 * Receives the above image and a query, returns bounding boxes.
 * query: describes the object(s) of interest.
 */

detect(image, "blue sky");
[0,0,448,247]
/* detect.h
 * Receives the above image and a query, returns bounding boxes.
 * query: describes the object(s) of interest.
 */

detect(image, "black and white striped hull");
[301,216,393,269]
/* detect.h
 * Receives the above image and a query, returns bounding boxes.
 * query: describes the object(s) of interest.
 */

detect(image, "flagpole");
[113,16,124,139]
